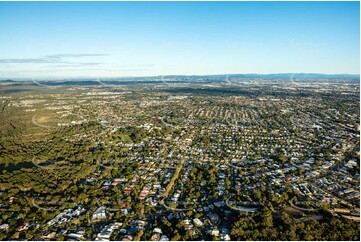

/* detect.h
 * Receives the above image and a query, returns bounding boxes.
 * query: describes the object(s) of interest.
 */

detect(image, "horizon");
[0,1,360,78]
[1,72,360,81]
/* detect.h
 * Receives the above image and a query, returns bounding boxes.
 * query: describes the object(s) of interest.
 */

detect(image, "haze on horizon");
[0,1,359,78]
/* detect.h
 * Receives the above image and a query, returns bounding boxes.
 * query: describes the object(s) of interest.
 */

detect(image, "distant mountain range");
[153,73,360,80]
[0,73,359,86]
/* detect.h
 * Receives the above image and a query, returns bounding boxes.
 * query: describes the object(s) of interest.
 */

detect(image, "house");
[67,233,84,240]
[97,225,114,240]
[210,228,220,236]
[85,177,96,185]
[160,235,170,241]
[121,235,133,241]
[0,224,9,231]
[92,206,107,220]
[183,220,193,230]
[9,197,19,204]
[193,218,203,227]
[221,233,231,241]
[153,228,162,234]
[150,233,160,241]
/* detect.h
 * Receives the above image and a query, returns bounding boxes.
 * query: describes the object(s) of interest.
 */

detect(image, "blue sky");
[0,1,359,78]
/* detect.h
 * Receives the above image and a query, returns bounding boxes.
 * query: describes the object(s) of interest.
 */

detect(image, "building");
[92,206,107,221]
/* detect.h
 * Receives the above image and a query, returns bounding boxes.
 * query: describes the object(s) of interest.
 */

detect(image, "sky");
[0,1,359,78]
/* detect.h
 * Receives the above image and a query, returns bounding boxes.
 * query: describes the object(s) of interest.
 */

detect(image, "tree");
[253,189,262,201]
[261,209,273,227]
[281,211,292,226]
[133,230,144,241]
[135,203,145,217]
[171,233,181,241]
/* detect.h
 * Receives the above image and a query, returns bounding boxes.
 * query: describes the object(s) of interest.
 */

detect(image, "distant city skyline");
[0,1,359,78]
